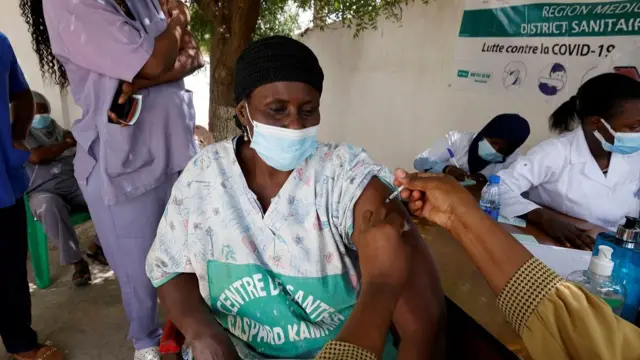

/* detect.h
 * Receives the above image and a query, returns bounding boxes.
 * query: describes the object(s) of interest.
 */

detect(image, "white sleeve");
[500,150,522,170]
[498,140,563,218]
[414,131,472,173]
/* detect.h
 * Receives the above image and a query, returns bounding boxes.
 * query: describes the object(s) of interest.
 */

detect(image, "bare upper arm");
[351,177,436,267]
[351,177,446,354]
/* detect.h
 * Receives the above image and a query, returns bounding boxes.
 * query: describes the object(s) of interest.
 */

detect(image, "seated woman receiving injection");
[499,73,640,250]
[146,36,444,360]
[413,114,530,184]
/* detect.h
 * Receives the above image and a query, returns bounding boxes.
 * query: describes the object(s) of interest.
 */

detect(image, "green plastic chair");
[24,196,92,289]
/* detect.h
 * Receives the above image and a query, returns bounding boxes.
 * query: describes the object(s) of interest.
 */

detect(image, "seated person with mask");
[413,114,530,185]
[25,91,107,287]
[498,73,640,250]
[147,36,444,360]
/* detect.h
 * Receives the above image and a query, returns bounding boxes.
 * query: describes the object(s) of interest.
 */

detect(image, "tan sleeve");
[497,258,640,360]
[315,341,377,360]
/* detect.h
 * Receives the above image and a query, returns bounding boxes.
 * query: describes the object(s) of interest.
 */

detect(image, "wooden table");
[416,184,608,359]
[415,219,532,359]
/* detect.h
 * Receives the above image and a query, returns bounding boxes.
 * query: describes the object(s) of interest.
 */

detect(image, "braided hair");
[19,0,69,89]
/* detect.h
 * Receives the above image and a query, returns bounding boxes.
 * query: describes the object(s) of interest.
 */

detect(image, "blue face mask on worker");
[594,119,640,155]
[478,138,504,163]
[245,104,318,171]
[31,114,52,129]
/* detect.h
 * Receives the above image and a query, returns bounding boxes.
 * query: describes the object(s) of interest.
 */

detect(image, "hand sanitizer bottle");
[593,216,640,321]
[567,245,626,315]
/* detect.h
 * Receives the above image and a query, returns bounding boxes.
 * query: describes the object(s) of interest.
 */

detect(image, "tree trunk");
[312,0,326,28]
[207,0,261,141]
[208,31,238,141]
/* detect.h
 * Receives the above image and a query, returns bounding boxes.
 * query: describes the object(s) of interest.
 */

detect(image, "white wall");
[0,0,82,129]
[184,64,212,127]
[301,0,559,171]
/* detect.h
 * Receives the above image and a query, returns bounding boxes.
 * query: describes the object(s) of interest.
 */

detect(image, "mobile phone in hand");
[108,81,142,126]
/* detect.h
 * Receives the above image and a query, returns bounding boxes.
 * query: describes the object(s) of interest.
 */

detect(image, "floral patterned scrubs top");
[146,138,397,359]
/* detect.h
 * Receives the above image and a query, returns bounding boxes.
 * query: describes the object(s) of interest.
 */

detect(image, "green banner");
[459,1,640,38]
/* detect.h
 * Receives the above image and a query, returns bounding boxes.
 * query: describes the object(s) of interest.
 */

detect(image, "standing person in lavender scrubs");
[20,0,204,359]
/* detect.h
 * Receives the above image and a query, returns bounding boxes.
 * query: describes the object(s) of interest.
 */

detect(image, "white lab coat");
[499,127,640,231]
[414,131,521,177]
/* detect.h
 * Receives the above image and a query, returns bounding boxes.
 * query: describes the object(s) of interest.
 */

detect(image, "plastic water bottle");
[480,175,501,220]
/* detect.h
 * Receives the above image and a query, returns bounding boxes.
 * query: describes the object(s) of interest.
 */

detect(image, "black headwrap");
[234,35,324,104]
[468,113,531,174]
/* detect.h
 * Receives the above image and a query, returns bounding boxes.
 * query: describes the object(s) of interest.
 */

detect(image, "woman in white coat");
[414,114,530,185]
[499,73,640,250]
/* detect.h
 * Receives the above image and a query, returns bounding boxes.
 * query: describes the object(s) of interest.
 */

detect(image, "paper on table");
[523,243,591,278]
[499,215,526,228]
[460,179,477,187]
[511,233,539,245]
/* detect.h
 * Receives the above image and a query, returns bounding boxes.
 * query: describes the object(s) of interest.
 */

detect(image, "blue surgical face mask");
[32,114,52,129]
[245,104,318,171]
[593,118,640,155]
[478,138,504,163]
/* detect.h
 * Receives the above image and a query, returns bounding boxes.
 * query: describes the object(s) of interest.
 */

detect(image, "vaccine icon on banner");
[503,61,527,89]
[538,63,567,96]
